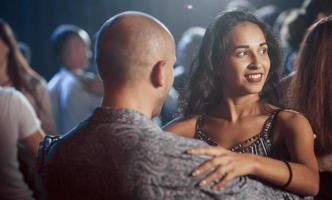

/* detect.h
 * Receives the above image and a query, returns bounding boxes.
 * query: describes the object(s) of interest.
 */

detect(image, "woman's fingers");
[192,156,230,176]
[212,169,237,190]
[197,162,238,189]
[189,147,246,189]
[198,165,228,187]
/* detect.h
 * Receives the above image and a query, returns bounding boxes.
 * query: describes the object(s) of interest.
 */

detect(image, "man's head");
[95,11,176,117]
[51,24,91,71]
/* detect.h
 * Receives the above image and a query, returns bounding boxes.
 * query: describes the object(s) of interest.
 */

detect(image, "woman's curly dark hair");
[181,10,283,116]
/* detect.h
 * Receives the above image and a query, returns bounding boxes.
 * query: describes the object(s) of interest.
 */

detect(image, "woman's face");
[220,21,270,97]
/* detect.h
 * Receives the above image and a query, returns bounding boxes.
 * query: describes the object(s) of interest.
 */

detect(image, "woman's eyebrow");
[233,42,268,50]
[259,42,268,46]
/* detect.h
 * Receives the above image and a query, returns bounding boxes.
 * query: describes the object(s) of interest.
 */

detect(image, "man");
[48,24,103,135]
[0,87,44,200]
[38,12,304,200]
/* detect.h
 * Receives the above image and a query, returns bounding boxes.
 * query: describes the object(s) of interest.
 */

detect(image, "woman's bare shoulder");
[277,109,309,125]
[162,116,198,138]
[275,109,314,138]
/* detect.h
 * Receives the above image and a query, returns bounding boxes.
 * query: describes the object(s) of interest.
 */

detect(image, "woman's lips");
[244,73,263,83]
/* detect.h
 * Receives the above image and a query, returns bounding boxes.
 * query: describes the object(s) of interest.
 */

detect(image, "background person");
[48,24,103,135]
[287,16,332,200]
[0,87,45,200]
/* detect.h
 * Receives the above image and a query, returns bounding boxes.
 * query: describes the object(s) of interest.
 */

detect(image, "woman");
[288,16,332,200]
[164,11,318,196]
[0,19,56,135]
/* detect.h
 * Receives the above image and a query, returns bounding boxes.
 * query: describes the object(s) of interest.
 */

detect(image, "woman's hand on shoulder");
[187,146,258,189]
[162,116,198,138]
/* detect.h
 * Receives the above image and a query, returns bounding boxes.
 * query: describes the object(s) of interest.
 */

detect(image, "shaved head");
[96,11,175,85]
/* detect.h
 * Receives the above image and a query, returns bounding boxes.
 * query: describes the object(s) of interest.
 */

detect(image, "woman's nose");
[247,52,262,69]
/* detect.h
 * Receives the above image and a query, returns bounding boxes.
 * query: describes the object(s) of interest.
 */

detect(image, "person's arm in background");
[20,130,44,156]
[61,75,101,134]
[34,78,57,135]
[75,71,104,96]
[14,90,45,156]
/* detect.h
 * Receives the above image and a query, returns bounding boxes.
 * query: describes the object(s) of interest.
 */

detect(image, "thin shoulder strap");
[195,115,204,134]
[194,115,218,146]
[264,109,283,137]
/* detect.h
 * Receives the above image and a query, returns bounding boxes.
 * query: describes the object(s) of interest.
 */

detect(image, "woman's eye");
[236,51,247,57]
[259,48,268,55]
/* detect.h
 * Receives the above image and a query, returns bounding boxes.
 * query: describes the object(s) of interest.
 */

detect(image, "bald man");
[37,12,303,200]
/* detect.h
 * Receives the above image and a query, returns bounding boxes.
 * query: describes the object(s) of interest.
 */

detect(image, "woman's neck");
[211,94,261,123]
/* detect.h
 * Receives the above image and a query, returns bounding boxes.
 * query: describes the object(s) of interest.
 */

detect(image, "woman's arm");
[188,110,319,196]
[267,110,318,195]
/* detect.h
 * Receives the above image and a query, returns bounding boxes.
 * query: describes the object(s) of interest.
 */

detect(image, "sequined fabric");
[195,111,278,156]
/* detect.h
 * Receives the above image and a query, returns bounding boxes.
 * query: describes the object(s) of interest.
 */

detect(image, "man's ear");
[151,60,166,88]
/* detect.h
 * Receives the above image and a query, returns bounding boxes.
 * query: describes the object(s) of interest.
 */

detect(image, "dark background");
[0,0,302,80]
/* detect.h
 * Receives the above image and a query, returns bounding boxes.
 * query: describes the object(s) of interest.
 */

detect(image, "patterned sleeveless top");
[195,110,281,156]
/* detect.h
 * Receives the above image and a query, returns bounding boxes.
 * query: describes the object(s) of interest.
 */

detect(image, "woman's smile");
[244,73,263,83]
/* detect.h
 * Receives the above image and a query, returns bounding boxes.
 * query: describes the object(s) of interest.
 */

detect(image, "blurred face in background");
[62,36,91,71]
